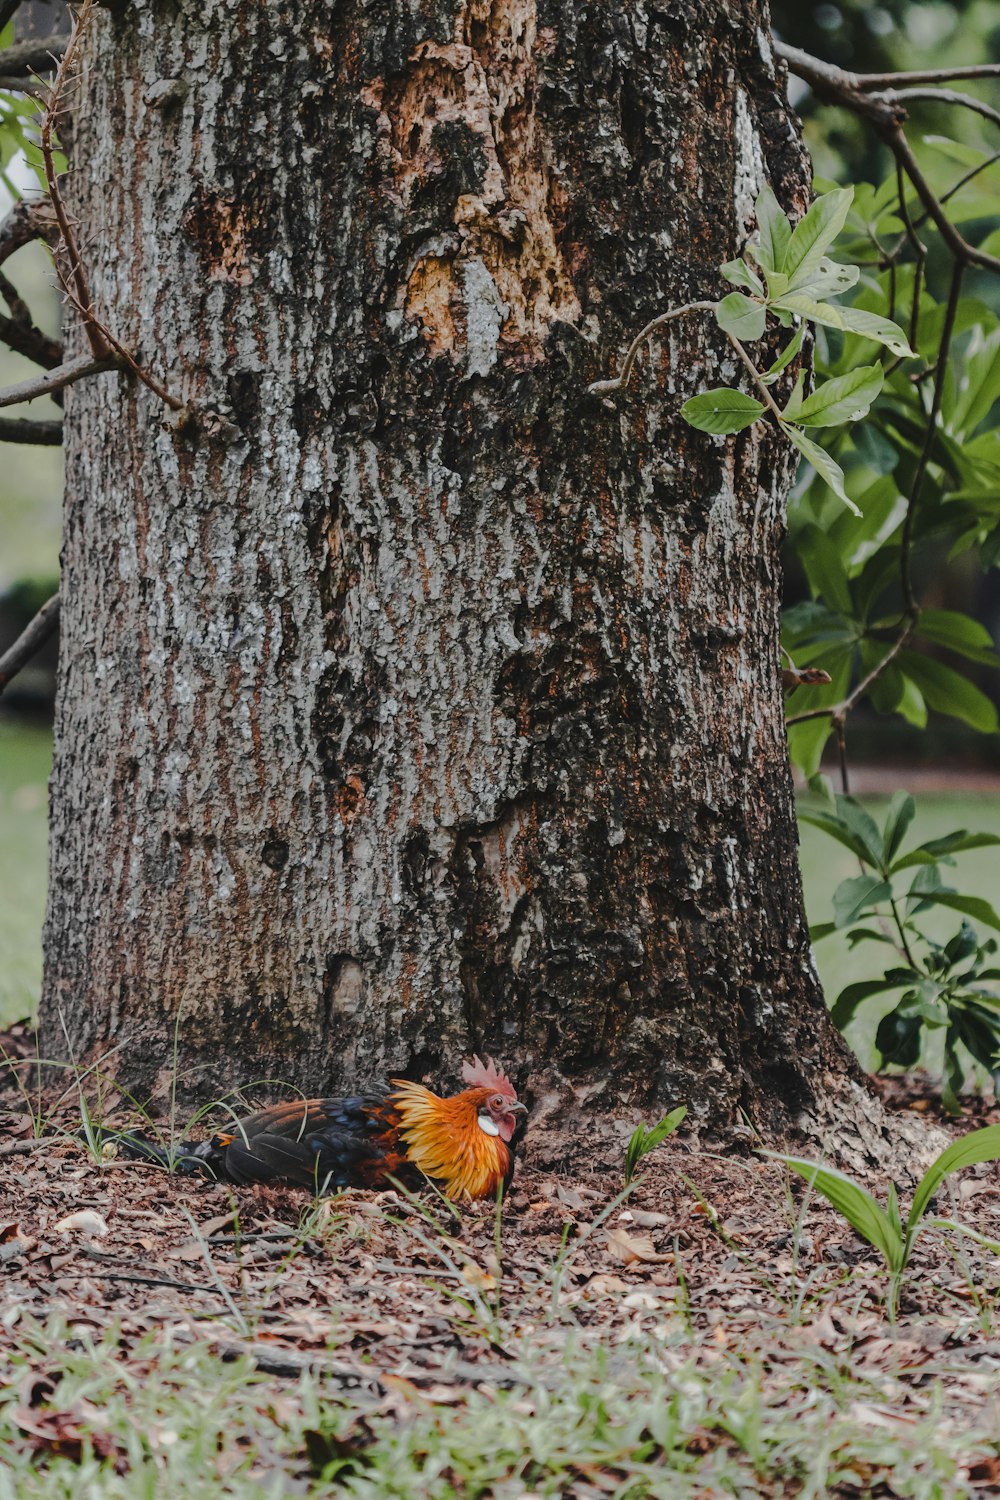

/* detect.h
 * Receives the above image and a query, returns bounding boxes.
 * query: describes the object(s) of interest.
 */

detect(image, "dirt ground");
[3,1029,1000,1493]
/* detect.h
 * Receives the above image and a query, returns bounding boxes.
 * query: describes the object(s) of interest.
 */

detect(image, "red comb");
[462,1054,517,1100]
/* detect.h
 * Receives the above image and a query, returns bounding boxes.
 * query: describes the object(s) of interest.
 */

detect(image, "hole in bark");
[262,836,289,871]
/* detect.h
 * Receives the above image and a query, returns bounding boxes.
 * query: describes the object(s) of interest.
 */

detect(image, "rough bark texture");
[43,0,865,1135]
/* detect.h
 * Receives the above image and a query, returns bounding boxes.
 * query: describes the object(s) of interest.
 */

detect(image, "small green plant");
[803,788,1000,1109]
[591,186,911,515]
[768,1124,1000,1318]
[624,1105,687,1186]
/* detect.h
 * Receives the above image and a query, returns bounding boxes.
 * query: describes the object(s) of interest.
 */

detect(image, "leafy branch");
[589,184,911,516]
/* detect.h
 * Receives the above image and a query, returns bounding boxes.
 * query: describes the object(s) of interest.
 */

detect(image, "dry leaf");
[54,1210,109,1238]
[605,1228,673,1265]
[460,1261,496,1293]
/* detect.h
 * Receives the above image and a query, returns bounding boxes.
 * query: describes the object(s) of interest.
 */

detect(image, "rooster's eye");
[492,1095,504,1108]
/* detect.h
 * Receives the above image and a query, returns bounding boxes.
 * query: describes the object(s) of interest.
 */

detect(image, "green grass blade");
[764,1152,902,1271]
[906,1125,1000,1235]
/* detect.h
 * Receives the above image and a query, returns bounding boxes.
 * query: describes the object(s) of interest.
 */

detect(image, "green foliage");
[768,1124,1000,1314]
[682,186,910,522]
[782,146,1000,776]
[623,1105,687,1186]
[805,789,1000,1108]
[0,24,61,200]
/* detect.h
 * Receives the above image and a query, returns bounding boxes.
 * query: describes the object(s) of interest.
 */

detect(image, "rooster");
[105,1056,527,1201]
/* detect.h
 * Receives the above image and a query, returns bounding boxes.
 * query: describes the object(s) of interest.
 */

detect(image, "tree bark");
[43,0,862,1135]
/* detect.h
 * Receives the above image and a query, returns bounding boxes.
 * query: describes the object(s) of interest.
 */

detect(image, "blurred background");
[1,0,998,1055]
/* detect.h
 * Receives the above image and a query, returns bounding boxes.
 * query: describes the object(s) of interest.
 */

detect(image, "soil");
[3,1026,1000,1485]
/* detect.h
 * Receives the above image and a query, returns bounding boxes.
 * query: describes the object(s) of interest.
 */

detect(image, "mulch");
[3,1034,1000,1485]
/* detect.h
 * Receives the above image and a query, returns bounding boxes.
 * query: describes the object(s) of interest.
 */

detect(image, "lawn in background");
[0,719,50,1026]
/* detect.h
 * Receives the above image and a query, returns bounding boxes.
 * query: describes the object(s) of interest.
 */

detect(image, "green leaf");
[795,523,853,615]
[876,1002,924,1068]
[899,653,999,733]
[798,808,874,865]
[783,188,855,289]
[753,184,792,274]
[642,1105,687,1151]
[894,675,928,730]
[790,258,861,302]
[715,293,767,343]
[763,324,805,383]
[882,792,915,866]
[809,921,837,942]
[949,327,1000,439]
[830,975,910,1031]
[835,794,886,868]
[833,874,893,927]
[681,388,765,435]
[907,1125,1000,1237]
[781,424,860,515]
[792,365,884,429]
[893,831,1000,872]
[916,891,1000,936]
[721,258,765,295]
[916,610,999,667]
[765,1153,902,1271]
[776,295,914,358]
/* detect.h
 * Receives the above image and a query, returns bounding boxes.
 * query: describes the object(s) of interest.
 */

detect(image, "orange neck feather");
[389,1081,510,1200]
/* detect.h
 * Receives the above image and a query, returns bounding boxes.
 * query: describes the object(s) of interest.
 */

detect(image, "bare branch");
[0,591,59,697]
[40,0,109,359]
[0,350,115,409]
[0,34,67,78]
[893,86,1000,133]
[851,63,1000,90]
[0,306,61,367]
[775,40,1000,277]
[0,198,58,267]
[0,414,61,442]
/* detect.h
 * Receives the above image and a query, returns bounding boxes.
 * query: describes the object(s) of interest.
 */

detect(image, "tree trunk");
[42,0,860,1135]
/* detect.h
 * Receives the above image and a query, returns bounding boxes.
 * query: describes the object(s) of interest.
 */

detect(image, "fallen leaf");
[13,1371,127,1473]
[54,1210,109,1238]
[605,1228,673,1265]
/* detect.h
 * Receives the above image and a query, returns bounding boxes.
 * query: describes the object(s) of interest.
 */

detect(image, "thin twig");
[892,86,1000,133]
[0,591,59,696]
[852,63,1000,90]
[900,259,963,617]
[39,0,108,359]
[0,1134,61,1158]
[587,301,716,394]
[894,160,926,358]
[785,629,916,726]
[0,350,115,409]
[727,332,785,419]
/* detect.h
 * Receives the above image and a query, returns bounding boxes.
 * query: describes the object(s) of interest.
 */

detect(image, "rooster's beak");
[508,1102,528,1114]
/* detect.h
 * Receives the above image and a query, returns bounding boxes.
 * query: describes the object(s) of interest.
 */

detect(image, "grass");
[0,1262,994,1499]
[0,718,50,1026]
